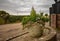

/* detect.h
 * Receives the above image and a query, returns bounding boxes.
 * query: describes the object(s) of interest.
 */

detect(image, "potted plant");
[22,7,50,38]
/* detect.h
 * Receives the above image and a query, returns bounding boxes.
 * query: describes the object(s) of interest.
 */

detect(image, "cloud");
[0,0,55,15]
[16,7,31,11]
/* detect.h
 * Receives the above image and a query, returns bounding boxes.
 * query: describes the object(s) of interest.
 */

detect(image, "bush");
[0,17,5,25]
[41,16,49,22]
[8,16,17,23]
[22,17,30,26]
[8,16,27,23]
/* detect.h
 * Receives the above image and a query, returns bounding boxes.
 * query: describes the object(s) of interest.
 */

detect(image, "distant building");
[50,0,60,28]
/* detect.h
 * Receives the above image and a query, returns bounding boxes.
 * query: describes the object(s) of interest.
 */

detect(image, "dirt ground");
[0,22,59,41]
[0,23,27,41]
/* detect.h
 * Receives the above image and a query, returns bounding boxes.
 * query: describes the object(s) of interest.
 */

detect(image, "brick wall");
[51,14,56,28]
[56,14,60,28]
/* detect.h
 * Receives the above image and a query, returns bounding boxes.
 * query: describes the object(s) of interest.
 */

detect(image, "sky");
[0,0,55,15]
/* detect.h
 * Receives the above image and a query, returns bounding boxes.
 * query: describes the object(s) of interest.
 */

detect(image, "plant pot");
[28,22,43,38]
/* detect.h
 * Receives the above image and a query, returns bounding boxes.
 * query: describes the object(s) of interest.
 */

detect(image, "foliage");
[0,17,5,25]
[36,13,48,26]
[45,14,48,17]
[22,7,37,26]
[0,10,28,24]
[8,16,23,23]
[40,15,49,26]
[40,12,43,16]
[0,10,10,23]
[0,11,9,19]
[22,16,30,26]
[8,16,17,23]
[30,7,36,22]
[0,9,50,25]
[22,7,50,29]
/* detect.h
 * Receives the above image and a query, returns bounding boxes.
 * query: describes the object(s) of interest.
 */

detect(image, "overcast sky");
[0,0,55,15]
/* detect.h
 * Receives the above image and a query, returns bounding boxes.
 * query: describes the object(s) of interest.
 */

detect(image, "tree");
[39,12,44,20]
[30,7,36,22]
[0,10,10,23]
[45,14,48,18]
[40,12,43,16]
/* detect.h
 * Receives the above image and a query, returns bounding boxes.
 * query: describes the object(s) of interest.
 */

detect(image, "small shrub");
[41,16,49,22]
[22,17,30,26]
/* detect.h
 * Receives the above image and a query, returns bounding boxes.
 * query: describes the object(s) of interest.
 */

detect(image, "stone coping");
[39,27,56,41]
